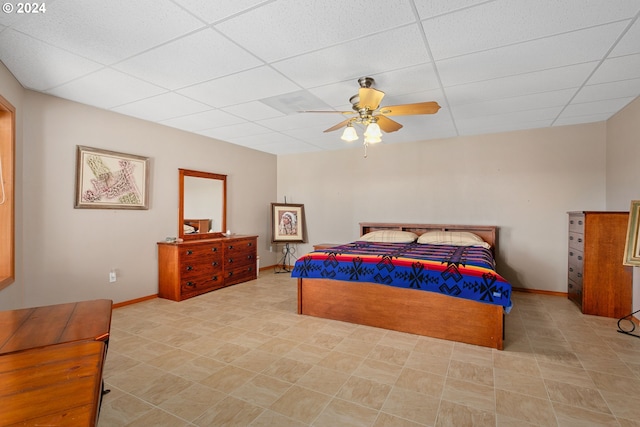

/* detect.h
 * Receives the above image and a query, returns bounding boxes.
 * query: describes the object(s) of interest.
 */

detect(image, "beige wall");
[278,123,608,293]
[605,96,640,313]
[1,88,277,309]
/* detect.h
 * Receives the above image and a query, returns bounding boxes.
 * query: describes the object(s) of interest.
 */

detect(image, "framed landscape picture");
[75,145,150,209]
[271,203,305,243]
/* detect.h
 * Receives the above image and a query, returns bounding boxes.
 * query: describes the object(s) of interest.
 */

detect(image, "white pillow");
[417,231,490,249]
[359,230,418,243]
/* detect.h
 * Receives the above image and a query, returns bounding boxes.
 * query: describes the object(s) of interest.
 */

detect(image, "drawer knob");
[247,242,253,247]
[228,271,233,277]
[569,236,574,241]
[228,245,234,249]
[186,281,195,287]
[186,250,193,255]
[577,238,582,243]
[186,266,193,271]
[577,256,582,261]
[577,273,582,278]
[212,276,218,281]
[212,247,218,252]
[212,261,218,266]
[247,255,254,260]
[228,258,233,263]
[569,267,574,272]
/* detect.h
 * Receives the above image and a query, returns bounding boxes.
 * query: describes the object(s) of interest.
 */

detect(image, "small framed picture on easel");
[271,203,305,243]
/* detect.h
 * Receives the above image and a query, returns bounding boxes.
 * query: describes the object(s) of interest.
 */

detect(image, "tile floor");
[99,270,640,426]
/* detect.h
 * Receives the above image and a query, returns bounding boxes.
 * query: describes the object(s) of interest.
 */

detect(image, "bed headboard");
[359,222,498,252]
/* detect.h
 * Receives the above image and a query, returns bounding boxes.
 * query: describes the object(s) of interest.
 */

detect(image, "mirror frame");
[178,168,227,240]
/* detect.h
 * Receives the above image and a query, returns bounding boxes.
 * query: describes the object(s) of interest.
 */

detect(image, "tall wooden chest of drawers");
[158,235,258,301]
[567,211,632,318]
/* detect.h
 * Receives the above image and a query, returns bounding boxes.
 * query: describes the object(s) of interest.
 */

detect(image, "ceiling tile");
[177,66,300,108]
[198,122,273,140]
[451,89,577,119]
[113,28,263,89]
[587,53,640,84]
[414,0,491,20]
[610,19,640,56]
[561,97,636,118]
[215,0,416,62]
[553,113,611,126]
[273,25,432,88]
[437,21,629,87]
[444,63,597,106]
[422,0,640,60]
[573,78,640,103]
[111,92,211,122]
[221,101,285,121]
[11,0,204,64]
[173,0,270,24]
[160,109,246,132]
[47,68,166,109]
[259,112,341,132]
[0,29,102,90]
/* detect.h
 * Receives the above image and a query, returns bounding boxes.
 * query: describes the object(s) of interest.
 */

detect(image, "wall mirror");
[179,168,226,240]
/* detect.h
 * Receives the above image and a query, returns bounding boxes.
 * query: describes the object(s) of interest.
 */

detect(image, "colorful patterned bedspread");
[291,241,513,311]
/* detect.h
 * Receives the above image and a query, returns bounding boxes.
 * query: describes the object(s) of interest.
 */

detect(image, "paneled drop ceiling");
[1,0,639,155]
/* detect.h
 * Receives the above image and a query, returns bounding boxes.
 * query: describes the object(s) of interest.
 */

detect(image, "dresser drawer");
[568,262,583,285]
[568,214,585,233]
[181,274,223,295]
[178,244,221,259]
[225,265,256,286]
[225,238,256,267]
[568,231,584,251]
[180,253,222,276]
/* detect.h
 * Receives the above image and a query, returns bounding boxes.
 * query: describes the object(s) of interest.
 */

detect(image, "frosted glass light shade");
[341,125,358,142]
[364,122,382,138]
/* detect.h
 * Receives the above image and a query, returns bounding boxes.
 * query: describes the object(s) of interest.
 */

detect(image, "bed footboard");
[298,278,504,350]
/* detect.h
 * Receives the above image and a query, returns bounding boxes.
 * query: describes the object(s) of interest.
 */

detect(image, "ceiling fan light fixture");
[341,124,359,142]
[364,121,382,139]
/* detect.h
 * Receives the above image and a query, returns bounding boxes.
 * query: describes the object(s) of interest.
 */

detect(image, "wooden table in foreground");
[0,299,112,426]
[0,340,106,426]
[0,299,112,354]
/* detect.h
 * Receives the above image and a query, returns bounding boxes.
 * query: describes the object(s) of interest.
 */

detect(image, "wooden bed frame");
[297,223,505,350]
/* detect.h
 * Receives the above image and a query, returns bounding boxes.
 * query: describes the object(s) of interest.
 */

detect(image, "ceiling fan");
[302,77,441,145]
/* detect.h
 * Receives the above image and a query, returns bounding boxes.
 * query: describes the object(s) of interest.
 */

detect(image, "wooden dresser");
[158,235,258,301]
[567,211,632,318]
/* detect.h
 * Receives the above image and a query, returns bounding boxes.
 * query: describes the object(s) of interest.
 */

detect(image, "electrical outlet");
[109,270,117,283]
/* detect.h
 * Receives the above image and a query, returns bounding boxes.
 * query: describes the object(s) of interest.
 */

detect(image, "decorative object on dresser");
[158,235,258,301]
[568,211,632,318]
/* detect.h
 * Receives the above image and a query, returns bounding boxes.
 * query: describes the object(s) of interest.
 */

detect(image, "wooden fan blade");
[376,115,403,133]
[378,101,441,116]
[358,87,385,110]
[324,118,353,133]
